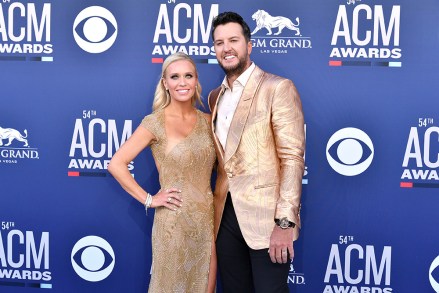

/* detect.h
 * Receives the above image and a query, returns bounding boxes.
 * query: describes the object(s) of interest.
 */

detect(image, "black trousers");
[216,193,290,293]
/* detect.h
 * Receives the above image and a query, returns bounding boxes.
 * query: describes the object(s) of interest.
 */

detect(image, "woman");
[108,52,216,293]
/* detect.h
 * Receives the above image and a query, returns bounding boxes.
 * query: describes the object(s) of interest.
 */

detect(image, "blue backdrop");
[1,0,439,292]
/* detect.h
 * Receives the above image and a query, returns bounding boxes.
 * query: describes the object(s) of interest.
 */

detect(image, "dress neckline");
[162,109,200,157]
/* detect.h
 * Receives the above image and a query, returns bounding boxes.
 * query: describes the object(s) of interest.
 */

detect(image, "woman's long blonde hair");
[152,52,203,111]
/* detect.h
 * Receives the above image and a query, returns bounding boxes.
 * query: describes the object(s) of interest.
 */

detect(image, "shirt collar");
[221,62,256,90]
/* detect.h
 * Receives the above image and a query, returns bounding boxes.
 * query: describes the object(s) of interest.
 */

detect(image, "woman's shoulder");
[141,109,165,133]
[143,109,164,121]
[197,109,212,124]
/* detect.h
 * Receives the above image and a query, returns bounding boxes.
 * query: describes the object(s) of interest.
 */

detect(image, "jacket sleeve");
[271,78,305,228]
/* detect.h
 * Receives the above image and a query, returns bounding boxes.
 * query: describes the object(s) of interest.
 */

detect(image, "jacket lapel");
[224,66,265,164]
[211,85,226,162]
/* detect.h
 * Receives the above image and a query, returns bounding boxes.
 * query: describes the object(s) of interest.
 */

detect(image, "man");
[208,12,305,292]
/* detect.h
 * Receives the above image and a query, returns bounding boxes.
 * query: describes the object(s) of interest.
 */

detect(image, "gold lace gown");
[141,109,216,293]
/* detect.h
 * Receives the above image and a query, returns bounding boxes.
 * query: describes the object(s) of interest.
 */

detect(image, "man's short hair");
[211,11,251,42]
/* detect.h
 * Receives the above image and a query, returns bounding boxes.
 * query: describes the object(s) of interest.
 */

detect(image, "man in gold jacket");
[208,12,305,292]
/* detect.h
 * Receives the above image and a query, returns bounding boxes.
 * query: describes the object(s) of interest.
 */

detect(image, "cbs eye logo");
[71,236,115,282]
[430,255,439,292]
[73,6,118,53]
[326,127,374,176]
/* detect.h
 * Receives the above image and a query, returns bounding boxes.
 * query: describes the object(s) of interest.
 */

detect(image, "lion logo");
[251,10,301,36]
[0,127,29,147]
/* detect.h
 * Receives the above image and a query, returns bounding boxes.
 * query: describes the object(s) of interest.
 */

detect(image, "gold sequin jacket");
[208,65,305,249]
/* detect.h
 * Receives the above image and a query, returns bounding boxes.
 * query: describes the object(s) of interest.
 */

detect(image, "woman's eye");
[185,74,193,79]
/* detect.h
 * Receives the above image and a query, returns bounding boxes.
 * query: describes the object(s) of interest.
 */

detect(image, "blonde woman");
[109,52,217,292]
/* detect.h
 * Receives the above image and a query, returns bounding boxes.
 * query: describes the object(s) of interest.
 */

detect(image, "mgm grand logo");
[0,126,39,163]
[0,127,29,147]
[249,9,312,54]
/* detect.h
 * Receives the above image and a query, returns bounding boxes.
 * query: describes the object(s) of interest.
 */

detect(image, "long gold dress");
[141,109,216,293]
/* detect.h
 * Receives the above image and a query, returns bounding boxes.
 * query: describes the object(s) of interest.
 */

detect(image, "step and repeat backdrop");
[1,0,438,292]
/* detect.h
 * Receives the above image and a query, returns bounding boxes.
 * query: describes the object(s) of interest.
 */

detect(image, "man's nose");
[223,41,231,51]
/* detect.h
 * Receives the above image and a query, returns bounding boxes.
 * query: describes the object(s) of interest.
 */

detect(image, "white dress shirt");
[215,63,256,150]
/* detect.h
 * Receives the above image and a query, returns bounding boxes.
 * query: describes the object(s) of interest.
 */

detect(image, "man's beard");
[219,55,247,78]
